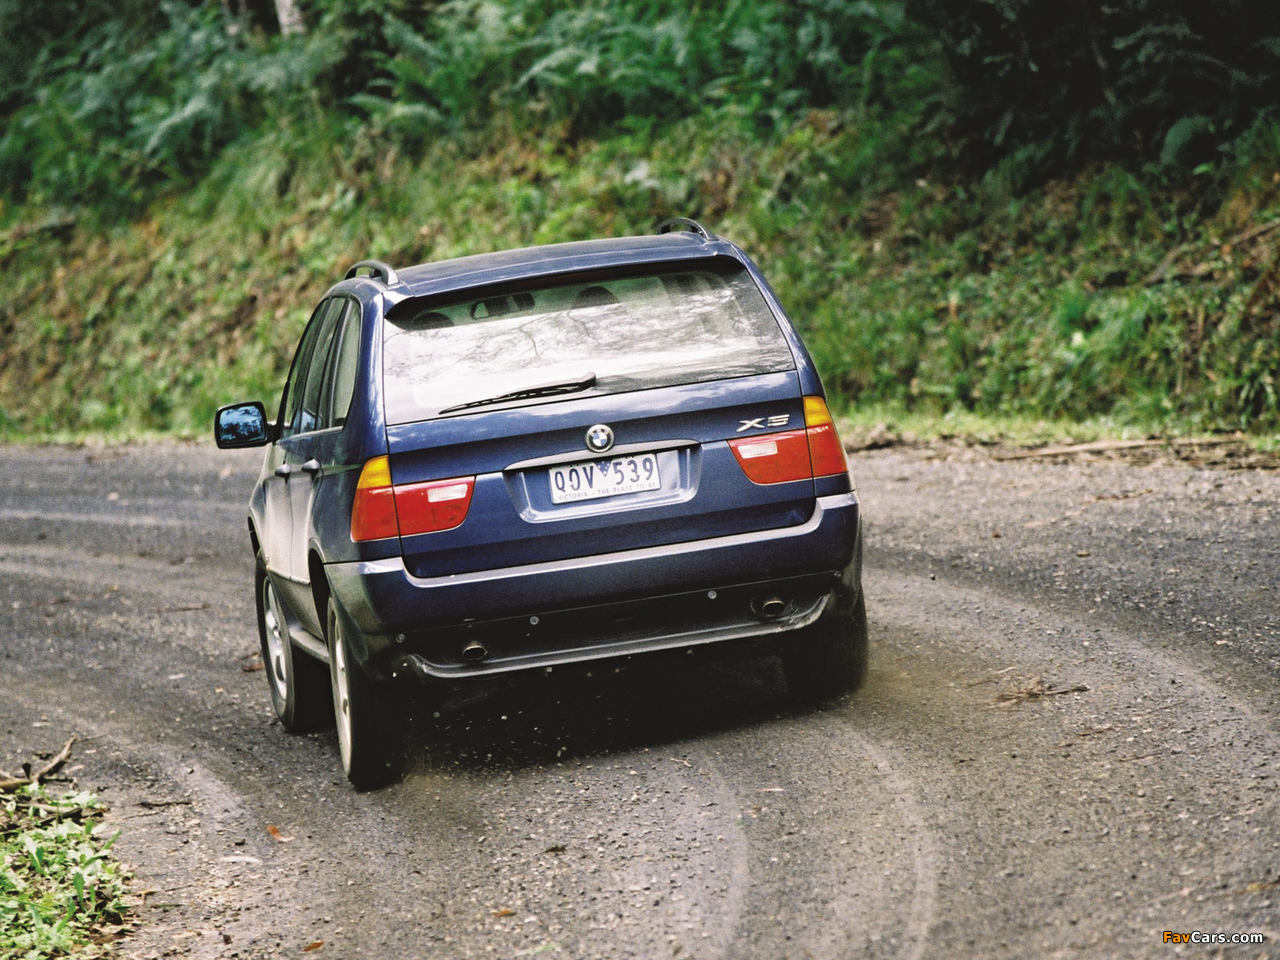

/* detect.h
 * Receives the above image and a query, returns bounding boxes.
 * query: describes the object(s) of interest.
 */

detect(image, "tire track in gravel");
[4,442,1280,959]
[1,498,946,959]
[854,568,1280,958]
[360,657,946,960]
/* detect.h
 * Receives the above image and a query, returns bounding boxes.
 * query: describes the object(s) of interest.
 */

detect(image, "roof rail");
[656,217,714,241]
[344,259,400,286]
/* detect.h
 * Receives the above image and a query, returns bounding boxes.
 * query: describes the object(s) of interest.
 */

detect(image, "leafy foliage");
[803,161,1280,430]
[3,107,1279,439]
[0,0,929,209]
[1,0,1279,439]
[914,0,1280,176]
[0,1,341,211]
[0,0,163,116]
[361,0,922,139]
[1,784,130,958]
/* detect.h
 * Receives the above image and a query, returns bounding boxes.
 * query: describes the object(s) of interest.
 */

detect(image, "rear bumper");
[326,492,861,676]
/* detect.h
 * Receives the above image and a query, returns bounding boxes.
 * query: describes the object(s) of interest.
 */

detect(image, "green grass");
[2,1,1279,445]
[2,111,1279,445]
[834,402,1159,447]
[1,784,131,959]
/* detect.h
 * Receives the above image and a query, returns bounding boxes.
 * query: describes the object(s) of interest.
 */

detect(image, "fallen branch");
[992,678,1089,706]
[1144,218,1280,285]
[0,736,77,792]
[0,215,78,246]
[965,665,1018,687]
[0,805,91,838]
[1233,217,1280,246]
[996,437,1241,461]
[1144,243,1194,286]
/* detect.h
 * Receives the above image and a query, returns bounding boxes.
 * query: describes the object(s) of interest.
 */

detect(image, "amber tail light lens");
[350,456,475,542]
[802,396,850,477]
[351,457,399,542]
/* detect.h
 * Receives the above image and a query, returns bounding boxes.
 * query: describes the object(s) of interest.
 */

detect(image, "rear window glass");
[382,261,795,424]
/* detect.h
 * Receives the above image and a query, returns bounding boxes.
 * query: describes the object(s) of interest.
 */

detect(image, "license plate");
[549,454,661,504]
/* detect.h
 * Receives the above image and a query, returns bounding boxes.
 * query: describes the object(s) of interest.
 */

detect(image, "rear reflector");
[394,477,475,536]
[735,439,778,459]
[729,397,849,484]
[350,456,475,541]
[729,429,811,484]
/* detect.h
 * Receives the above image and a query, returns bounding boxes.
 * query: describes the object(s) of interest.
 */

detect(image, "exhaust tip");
[753,596,787,620]
[461,640,489,662]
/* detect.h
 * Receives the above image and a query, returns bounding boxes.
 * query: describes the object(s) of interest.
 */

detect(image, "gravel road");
[1,441,1277,959]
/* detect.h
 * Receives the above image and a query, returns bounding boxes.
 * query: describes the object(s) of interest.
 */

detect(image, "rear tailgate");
[386,371,811,579]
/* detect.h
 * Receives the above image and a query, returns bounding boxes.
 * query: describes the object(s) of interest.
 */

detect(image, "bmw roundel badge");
[585,424,614,453]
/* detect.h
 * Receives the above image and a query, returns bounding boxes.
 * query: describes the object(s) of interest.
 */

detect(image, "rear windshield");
[382,260,795,424]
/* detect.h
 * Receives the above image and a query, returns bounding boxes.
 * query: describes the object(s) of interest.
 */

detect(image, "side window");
[325,301,362,428]
[278,299,332,439]
[296,300,344,435]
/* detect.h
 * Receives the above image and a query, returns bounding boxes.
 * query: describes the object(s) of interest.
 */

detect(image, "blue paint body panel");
[326,493,861,677]
[224,226,862,683]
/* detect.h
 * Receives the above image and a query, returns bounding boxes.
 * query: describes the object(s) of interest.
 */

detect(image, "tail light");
[351,456,399,542]
[802,396,850,477]
[729,397,848,484]
[350,456,475,542]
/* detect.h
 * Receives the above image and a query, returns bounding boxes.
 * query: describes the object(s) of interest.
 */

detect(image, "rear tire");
[256,555,331,732]
[327,598,401,790]
[783,591,868,704]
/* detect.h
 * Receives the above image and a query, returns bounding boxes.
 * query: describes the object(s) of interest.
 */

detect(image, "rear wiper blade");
[439,372,597,414]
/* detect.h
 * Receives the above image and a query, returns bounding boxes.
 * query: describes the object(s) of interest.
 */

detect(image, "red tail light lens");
[350,456,475,542]
[351,456,399,542]
[729,397,848,484]
[393,477,475,536]
[729,429,812,484]
[802,396,849,477]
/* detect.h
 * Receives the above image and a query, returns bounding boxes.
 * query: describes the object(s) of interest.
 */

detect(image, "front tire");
[256,556,331,732]
[327,598,401,790]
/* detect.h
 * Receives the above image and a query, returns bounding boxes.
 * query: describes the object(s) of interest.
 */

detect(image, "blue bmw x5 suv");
[215,219,865,788]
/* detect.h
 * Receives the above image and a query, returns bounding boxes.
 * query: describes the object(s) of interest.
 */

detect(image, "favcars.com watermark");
[1164,932,1266,945]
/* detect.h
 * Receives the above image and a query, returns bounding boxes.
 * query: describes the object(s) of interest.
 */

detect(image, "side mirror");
[214,401,271,448]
